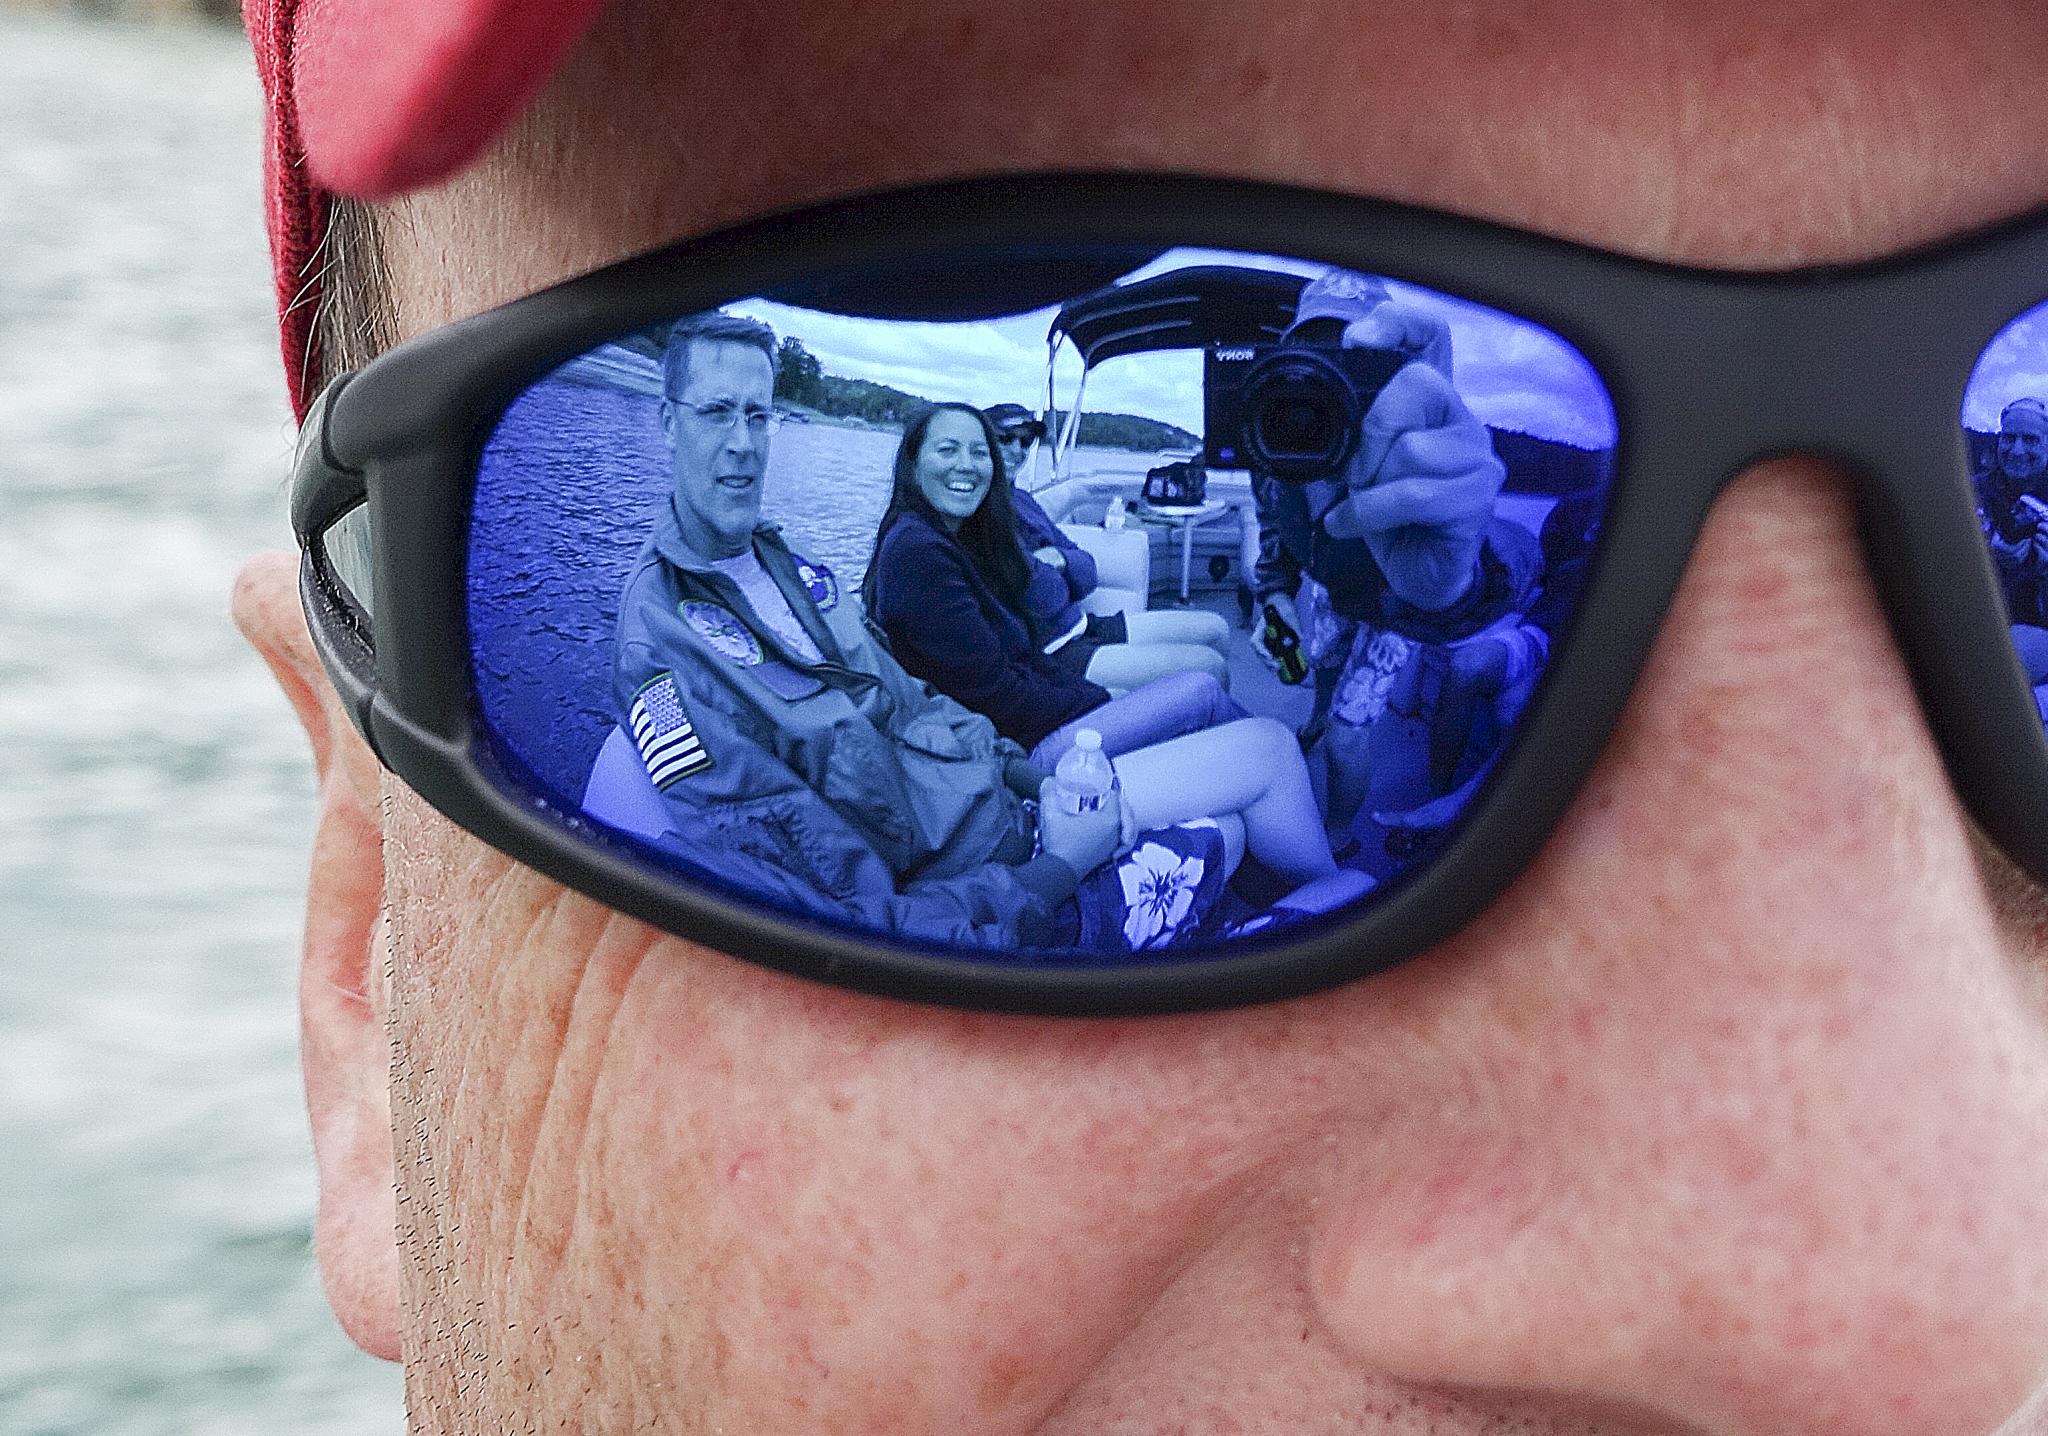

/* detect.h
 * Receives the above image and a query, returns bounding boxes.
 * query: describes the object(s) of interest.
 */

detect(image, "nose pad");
[1300,460,2048,1434]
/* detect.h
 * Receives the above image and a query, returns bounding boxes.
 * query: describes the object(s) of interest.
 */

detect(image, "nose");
[1303,463,2048,1434]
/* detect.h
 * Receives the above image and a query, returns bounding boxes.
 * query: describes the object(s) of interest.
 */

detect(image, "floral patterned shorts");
[1055,819,1230,954]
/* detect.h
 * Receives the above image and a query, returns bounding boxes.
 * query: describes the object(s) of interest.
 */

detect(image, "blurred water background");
[0,9,406,1432]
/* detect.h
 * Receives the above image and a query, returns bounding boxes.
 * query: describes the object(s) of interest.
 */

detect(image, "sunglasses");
[292,172,2048,1015]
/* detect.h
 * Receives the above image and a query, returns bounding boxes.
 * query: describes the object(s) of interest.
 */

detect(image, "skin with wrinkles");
[232,2,2048,1431]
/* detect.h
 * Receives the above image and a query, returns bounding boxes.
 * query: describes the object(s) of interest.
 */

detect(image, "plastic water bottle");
[1052,729,1117,815]
[1102,496,1128,532]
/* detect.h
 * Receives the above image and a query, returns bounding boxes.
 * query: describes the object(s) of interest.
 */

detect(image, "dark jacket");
[1012,488,1099,639]
[869,508,1110,749]
[611,502,1077,947]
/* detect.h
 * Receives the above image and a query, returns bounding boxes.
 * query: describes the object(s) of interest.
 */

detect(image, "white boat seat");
[1058,523,1150,618]
[581,725,677,842]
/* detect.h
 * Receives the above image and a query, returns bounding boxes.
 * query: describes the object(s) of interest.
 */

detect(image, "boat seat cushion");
[1059,524,1150,617]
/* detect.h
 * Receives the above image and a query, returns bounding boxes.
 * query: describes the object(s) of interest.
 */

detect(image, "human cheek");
[377,760,1307,1430]
[617,964,1343,1431]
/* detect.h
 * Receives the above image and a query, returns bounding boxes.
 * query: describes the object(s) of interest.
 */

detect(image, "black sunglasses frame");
[292,171,2048,1016]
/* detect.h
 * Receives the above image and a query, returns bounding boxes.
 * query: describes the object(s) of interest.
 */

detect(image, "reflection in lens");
[1964,299,2048,731]
[321,500,376,623]
[467,248,1617,962]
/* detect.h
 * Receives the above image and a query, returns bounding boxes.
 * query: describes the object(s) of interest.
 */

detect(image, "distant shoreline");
[775,403,892,435]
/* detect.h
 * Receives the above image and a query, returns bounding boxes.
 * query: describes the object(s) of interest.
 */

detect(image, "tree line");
[1489,427,1615,497]
[773,337,1198,453]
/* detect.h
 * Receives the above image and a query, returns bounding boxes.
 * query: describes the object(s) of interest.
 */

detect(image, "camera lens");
[1241,349,1362,479]
[1258,395,1335,456]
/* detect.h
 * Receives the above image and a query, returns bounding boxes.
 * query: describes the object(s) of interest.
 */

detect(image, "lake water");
[0,10,405,1433]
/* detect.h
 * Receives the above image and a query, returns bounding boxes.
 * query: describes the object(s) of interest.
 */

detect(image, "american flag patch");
[629,674,712,787]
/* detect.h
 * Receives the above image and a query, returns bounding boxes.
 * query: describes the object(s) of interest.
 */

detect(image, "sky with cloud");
[1967,299,2048,430]
[730,247,1618,451]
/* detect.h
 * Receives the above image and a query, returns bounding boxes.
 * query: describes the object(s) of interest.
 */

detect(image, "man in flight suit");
[610,311,1136,947]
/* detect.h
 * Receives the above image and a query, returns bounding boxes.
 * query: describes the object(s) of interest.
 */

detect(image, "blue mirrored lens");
[1965,300,2048,732]
[467,247,1617,961]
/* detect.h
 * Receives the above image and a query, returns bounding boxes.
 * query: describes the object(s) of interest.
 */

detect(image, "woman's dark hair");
[867,403,1034,618]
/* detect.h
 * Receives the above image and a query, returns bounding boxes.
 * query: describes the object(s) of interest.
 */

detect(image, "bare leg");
[1272,867,1375,913]
[1211,813,1245,874]
[1431,637,1508,792]
[1112,717,1338,884]
[1319,720,1375,835]
[1033,670,1247,768]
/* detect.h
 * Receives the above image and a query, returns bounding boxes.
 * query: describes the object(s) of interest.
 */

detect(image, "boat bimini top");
[1041,265,1310,484]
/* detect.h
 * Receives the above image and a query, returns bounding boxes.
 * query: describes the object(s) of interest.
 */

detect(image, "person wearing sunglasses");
[985,401,1237,692]
[231,0,2048,1432]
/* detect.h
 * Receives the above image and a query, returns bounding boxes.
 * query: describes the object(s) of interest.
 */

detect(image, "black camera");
[1204,341,1408,480]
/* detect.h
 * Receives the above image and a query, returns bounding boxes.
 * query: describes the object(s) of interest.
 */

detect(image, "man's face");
[661,338,774,558]
[262,3,2048,1432]
[996,426,1033,477]
[2003,413,2048,483]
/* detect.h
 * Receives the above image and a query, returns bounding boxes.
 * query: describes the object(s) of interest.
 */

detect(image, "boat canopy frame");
[1039,265,1311,484]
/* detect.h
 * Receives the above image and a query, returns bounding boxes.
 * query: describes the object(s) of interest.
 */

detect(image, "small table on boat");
[1136,499,1233,604]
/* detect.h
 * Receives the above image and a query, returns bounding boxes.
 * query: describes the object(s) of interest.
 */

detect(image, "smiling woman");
[912,407,996,525]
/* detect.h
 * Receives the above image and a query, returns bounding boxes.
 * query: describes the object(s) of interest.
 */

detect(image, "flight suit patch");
[681,601,763,666]
[795,559,839,611]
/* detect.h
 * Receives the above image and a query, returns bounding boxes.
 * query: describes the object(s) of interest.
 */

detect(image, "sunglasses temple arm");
[290,374,363,539]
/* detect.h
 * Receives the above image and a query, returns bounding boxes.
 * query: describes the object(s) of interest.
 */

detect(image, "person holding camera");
[1248,268,1543,838]
[1978,396,2048,684]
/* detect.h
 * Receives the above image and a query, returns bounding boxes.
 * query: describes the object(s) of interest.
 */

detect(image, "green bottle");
[1260,602,1308,685]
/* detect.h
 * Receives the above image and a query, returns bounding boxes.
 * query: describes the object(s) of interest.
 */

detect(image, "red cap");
[244,0,609,415]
